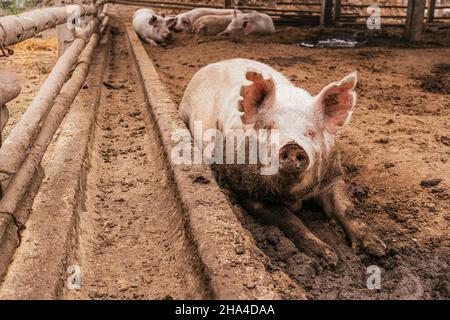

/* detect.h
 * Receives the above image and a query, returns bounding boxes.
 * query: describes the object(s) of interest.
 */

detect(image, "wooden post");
[0,71,21,141]
[56,0,75,57]
[321,0,333,26]
[427,0,436,23]
[1,106,9,136]
[0,71,21,109]
[334,0,342,22]
[404,0,426,41]
[0,70,20,196]
[224,0,232,9]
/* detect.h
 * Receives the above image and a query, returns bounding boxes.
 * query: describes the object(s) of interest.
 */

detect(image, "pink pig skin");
[180,58,387,262]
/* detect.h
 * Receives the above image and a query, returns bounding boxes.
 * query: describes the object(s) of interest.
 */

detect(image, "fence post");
[0,71,21,140]
[427,0,436,23]
[0,70,21,197]
[404,0,426,41]
[334,0,342,22]
[0,106,8,139]
[321,0,333,26]
[56,0,75,57]
[224,0,232,9]
[0,104,9,196]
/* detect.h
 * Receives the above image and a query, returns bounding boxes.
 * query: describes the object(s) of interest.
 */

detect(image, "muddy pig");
[179,58,386,265]
[171,8,238,33]
[192,14,233,35]
[132,9,172,44]
[219,10,275,36]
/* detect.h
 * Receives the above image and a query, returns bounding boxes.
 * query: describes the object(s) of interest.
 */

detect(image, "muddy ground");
[110,8,450,299]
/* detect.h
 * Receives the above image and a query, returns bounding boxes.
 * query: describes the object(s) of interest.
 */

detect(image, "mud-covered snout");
[279,143,309,174]
[154,30,171,44]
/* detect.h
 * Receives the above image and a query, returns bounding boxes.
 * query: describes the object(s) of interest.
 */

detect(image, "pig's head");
[220,10,257,36]
[172,14,192,32]
[238,70,357,177]
[144,13,172,43]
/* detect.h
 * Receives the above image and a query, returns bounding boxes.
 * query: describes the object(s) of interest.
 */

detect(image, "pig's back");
[133,8,155,20]
[132,9,155,30]
[180,58,292,134]
[188,8,236,22]
[195,15,233,35]
[259,14,275,33]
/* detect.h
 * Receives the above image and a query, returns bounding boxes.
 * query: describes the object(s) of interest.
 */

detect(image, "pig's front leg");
[143,38,158,46]
[315,179,387,257]
[240,198,339,266]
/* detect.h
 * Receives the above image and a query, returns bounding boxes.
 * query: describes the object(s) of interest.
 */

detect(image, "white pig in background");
[132,9,172,45]
[192,14,234,35]
[219,10,275,36]
[179,58,386,265]
[171,8,238,32]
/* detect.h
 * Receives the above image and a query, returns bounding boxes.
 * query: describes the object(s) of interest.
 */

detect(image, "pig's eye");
[305,129,316,138]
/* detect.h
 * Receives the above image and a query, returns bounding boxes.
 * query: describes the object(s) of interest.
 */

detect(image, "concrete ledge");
[126,27,284,300]
[0,32,111,300]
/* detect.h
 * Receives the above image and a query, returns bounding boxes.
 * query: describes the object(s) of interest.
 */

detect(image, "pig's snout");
[279,144,309,173]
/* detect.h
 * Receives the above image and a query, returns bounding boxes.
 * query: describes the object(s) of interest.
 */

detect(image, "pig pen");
[111,4,449,299]
[0,2,448,301]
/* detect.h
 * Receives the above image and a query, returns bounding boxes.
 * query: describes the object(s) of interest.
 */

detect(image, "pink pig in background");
[192,14,234,36]
[132,9,172,45]
[219,10,275,36]
[170,8,238,33]
[179,58,386,265]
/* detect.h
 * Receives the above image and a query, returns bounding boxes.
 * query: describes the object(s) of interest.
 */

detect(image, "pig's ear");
[165,16,177,29]
[315,71,357,134]
[243,19,254,35]
[239,71,276,125]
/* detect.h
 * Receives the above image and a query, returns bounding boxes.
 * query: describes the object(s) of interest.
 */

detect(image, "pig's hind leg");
[240,198,339,266]
[315,179,387,257]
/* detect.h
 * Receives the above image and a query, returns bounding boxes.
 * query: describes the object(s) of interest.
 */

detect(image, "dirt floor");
[124,12,449,299]
[65,28,207,299]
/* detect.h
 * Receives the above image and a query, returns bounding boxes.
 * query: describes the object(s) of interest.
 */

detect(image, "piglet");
[171,8,238,33]
[132,8,172,45]
[192,14,233,35]
[219,10,275,36]
[179,58,386,265]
